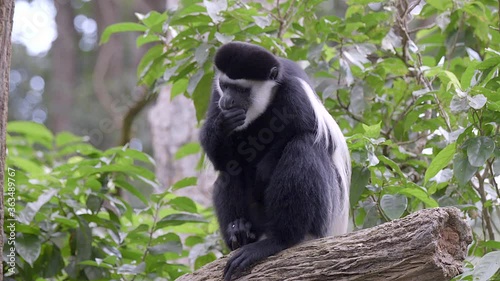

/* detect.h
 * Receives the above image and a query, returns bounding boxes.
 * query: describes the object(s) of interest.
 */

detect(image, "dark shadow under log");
[178,207,472,281]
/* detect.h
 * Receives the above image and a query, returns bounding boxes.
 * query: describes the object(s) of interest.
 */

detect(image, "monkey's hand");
[226,218,256,251]
[219,108,246,135]
[224,238,285,281]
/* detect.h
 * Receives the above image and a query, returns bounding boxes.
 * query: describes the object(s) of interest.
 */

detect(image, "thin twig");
[474,171,495,241]
[408,23,436,34]
[487,159,500,198]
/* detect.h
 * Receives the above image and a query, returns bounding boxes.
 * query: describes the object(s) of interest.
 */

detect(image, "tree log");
[178,207,472,281]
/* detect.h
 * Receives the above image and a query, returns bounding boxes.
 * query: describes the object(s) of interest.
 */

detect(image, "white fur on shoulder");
[297,77,351,236]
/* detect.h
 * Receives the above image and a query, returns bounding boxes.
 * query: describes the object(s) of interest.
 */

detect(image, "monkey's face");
[215,72,278,131]
[217,79,252,112]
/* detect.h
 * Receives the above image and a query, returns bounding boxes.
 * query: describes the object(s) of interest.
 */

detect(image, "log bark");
[178,207,472,281]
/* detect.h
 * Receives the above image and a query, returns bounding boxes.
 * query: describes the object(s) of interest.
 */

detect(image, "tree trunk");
[0,0,15,277]
[178,207,472,281]
[49,0,77,132]
[92,0,124,132]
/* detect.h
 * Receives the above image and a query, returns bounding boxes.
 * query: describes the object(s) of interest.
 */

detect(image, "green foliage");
[5,0,500,279]
[98,0,500,278]
[4,121,219,280]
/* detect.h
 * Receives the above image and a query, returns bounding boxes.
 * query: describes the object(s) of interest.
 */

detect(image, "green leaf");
[41,244,65,277]
[175,142,201,159]
[425,143,456,184]
[18,189,58,224]
[450,95,470,113]
[185,236,204,247]
[215,32,235,44]
[379,58,408,76]
[115,179,148,204]
[349,166,370,207]
[8,156,44,174]
[151,190,170,203]
[188,69,205,95]
[467,94,487,110]
[172,177,198,190]
[362,122,381,139]
[171,78,189,100]
[479,240,500,249]
[476,56,500,70]
[426,0,452,11]
[117,263,146,274]
[194,43,211,66]
[453,153,478,186]
[76,220,92,262]
[398,183,439,208]
[80,164,157,182]
[156,213,207,230]
[378,155,405,180]
[347,0,384,4]
[136,34,161,47]
[86,194,102,213]
[471,251,500,281]
[148,241,183,255]
[79,260,114,269]
[204,0,227,23]
[176,3,206,17]
[53,216,79,228]
[16,224,41,236]
[169,196,198,213]
[195,253,217,270]
[466,137,495,167]
[138,54,168,87]
[137,44,164,81]
[139,11,168,28]
[8,121,53,147]
[460,61,479,89]
[253,16,272,29]
[380,194,407,220]
[100,22,148,44]
[56,131,83,147]
[443,70,462,90]
[427,69,462,90]
[105,147,156,165]
[488,100,500,112]
[57,143,101,157]
[193,73,214,121]
[362,202,380,228]
[16,234,42,266]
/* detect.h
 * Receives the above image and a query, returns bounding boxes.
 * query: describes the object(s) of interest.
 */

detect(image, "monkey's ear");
[269,67,279,80]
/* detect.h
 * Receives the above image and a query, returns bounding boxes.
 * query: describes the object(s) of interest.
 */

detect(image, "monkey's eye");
[235,86,250,93]
[219,82,228,90]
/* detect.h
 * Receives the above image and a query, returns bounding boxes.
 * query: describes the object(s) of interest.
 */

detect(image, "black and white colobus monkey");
[200,42,351,280]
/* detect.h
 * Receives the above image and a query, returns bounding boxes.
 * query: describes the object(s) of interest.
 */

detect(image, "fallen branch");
[178,207,472,281]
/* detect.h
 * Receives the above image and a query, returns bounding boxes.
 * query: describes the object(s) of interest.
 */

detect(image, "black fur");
[200,42,343,280]
[214,42,281,81]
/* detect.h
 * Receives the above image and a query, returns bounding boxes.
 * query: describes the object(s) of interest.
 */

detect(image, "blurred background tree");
[9,0,216,204]
[4,0,500,280]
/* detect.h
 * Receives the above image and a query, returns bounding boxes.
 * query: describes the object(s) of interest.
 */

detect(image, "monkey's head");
[213,42,280,120]
[214,42,281,81]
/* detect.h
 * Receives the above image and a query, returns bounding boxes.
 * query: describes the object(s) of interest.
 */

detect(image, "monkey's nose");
[221,97,236,110]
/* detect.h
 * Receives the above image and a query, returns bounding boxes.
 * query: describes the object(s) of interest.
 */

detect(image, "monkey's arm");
[213,175,258,251]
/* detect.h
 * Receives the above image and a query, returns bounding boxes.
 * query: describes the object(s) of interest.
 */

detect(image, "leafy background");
[4,0,500,280]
